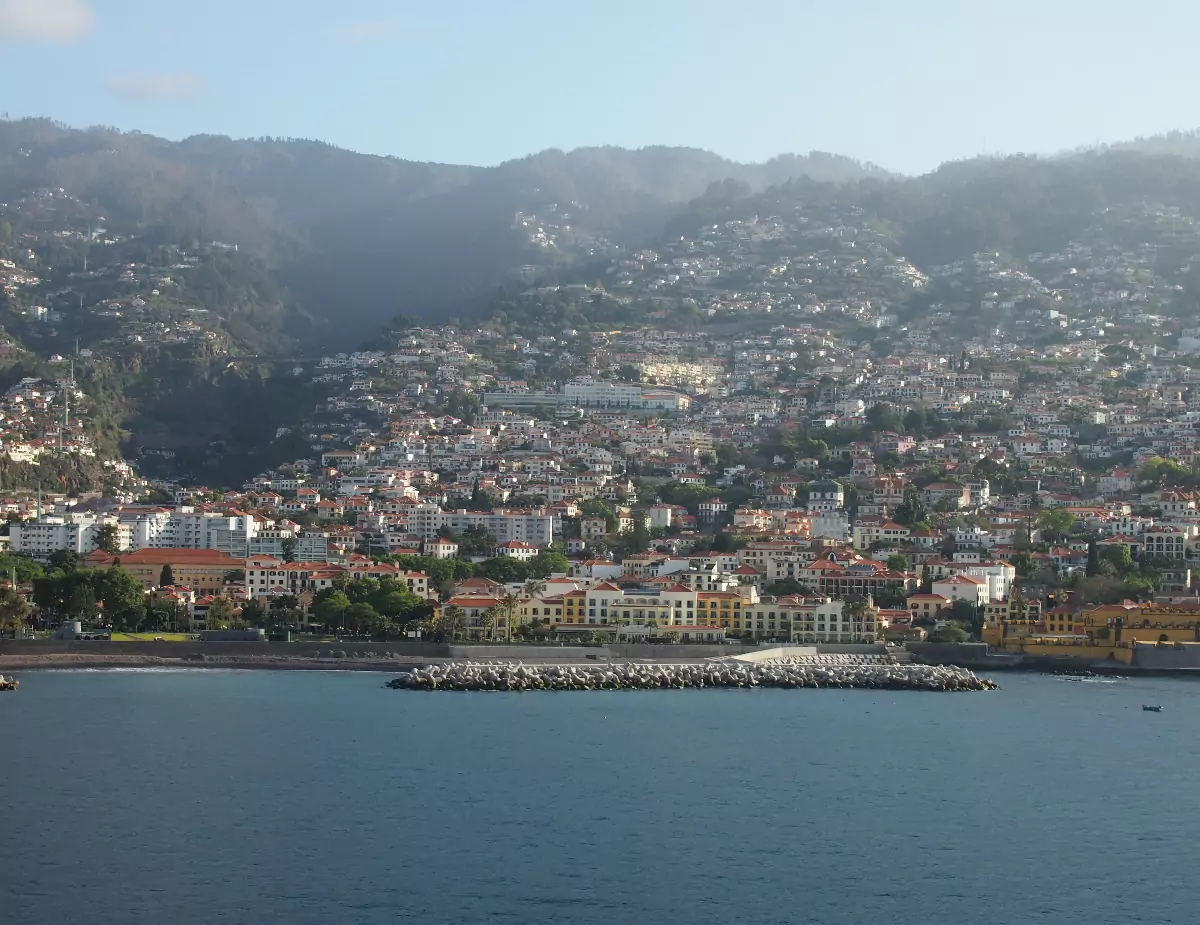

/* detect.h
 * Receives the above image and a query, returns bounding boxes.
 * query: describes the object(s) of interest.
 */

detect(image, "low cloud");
[0,0,93,43]
[106,71,204,102]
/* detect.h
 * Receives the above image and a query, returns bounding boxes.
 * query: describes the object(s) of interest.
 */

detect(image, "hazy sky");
[1,0,1197,174]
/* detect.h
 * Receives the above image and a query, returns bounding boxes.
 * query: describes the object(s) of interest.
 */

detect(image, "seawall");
[907,640,1200,674]
[0,640,897,671]
[0,640,451,660]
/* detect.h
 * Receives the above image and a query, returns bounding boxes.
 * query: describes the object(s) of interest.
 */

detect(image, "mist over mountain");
[0,118,890,346]
[8,116,1200,484]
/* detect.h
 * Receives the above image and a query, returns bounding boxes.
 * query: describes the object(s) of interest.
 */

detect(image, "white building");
[931,574,989,607]
[402,505,557,545]
[11,513,105,558]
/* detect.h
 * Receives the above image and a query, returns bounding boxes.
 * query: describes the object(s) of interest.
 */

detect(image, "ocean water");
[1,669,1199,924]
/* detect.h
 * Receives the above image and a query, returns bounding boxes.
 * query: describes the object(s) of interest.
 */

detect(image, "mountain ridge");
[0,117,893,345]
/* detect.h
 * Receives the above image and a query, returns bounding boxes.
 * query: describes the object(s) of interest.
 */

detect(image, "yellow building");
[983,601,1200,665]
[83,548,243,596]
[530,583,752,635]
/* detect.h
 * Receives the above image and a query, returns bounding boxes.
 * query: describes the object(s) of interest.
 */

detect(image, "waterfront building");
[983,601,1200,664]
[84,548,244,596]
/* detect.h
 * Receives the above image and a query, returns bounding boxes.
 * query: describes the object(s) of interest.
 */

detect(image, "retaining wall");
[1131,643,1200,670]
[0,640,451,659]
[905,642,1021,669]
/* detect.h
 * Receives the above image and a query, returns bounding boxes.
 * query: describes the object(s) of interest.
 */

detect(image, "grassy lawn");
[108,633,194,642]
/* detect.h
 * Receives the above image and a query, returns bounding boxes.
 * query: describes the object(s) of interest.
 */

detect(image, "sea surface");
[2,669,1199,924]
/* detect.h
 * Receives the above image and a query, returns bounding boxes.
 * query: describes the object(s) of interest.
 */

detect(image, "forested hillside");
[9,114,1200,487]
[0,119,888,345]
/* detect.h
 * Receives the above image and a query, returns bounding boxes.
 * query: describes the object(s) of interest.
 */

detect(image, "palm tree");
[843,600,875,642]
[439,604,466,640]
[520,579,546,640]
[499,592,521,643]
[478,605,500,642]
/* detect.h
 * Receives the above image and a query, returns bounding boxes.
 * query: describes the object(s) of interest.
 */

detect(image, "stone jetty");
[387,660,997,692]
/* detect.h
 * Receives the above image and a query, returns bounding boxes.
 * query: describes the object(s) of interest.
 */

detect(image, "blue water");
[1,670,1198,924]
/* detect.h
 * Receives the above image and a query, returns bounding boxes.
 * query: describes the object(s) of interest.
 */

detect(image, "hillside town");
[8,289,1200,660]
[7,170,1200,656]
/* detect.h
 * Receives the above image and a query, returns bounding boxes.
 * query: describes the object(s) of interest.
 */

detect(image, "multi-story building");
[528,581,758,638]
[244,556,429,600]
[248,528,332,563]
[84,548,244,595]
[742,596,880,643]
[10,513,108,558]
[800,550,916,599]
[738,540,814,585]
[401,505,557,545]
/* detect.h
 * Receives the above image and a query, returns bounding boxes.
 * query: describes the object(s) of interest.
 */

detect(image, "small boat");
[1143,704,1162,712]
[0,675,18,691]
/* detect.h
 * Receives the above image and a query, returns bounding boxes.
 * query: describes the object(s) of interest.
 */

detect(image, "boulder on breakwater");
[387,661,997,692]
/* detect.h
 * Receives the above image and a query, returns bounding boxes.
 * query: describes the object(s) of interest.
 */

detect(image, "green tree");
[47,549,78,574]
[1036,509,1076,544]
[159,564,175,587]
[0,554,45,584]
[343,577,380,604]
[865,403,902,435]
[241,597,268,626]
[438,604,466,640]
[527,548,569,578]
[892,494,928,527]
[66,582,99,623]
[95,567,145,625]
[314,591,352,630]
[578,498,617,532]
[498,591,521,643]
[949,600,983,639]
[474,557,528,583]
[94,523,121,554]
[629,516,650,554]
[205,596,235,630]
[373,587,425,621]
[0,588,30,636]
[886,554,909,572]
[345,602,381,635]
[456,524,497,557]
[148,599,186,633]
[934,621,969,643]
[1099,544,1134,574]
[478,605,499,641]
[469,480,491,511]
[1139,457,1191,488]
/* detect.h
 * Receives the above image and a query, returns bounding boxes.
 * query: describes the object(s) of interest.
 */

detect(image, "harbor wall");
[1130,643,1200,670]
[0,640,451,659]
[906,642,1023,669]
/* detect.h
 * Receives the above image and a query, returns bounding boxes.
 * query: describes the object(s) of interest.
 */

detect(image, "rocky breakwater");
[388,661,997,692]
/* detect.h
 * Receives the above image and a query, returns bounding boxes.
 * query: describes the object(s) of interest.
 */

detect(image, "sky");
[2,0,1199,174]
